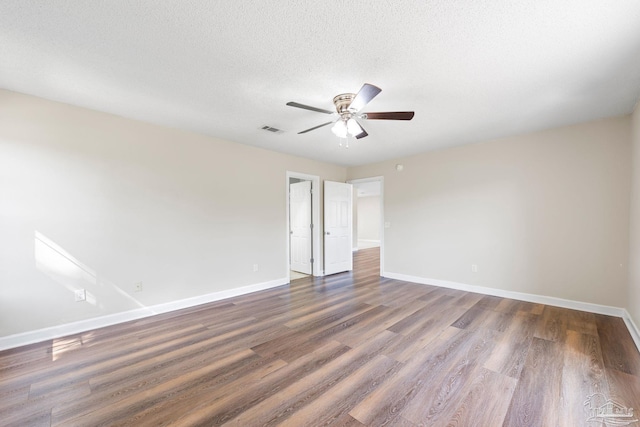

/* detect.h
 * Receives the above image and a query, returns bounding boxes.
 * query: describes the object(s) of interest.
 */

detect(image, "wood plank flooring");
[1,247,640,426]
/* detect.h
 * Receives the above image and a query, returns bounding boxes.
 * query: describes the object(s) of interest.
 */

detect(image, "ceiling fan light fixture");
[331,120,348,138]
[346,118,360,136]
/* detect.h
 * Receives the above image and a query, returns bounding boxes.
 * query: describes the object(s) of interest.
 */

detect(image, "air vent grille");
[261,125,284,134]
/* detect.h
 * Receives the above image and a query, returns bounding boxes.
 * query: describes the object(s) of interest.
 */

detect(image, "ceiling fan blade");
[348,83,382,112]
[286,102,334,115]
[298,121,334,134]
[355,129,368,139]
[363,111,415,120]
[352,120,368,139]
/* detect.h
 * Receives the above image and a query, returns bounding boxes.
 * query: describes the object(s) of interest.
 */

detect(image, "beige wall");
[0,90,346,337]
[1,88,636,340]
[349,117,631,308]
[629,106,640,327]
[357,196,381,241]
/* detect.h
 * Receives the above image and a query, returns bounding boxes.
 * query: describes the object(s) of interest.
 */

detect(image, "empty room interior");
[2,2,640,426]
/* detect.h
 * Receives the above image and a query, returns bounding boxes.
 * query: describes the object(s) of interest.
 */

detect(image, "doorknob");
[326,231,331,235]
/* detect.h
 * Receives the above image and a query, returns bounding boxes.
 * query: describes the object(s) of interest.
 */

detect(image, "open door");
[324,180,353,275]
[290,180,312,274]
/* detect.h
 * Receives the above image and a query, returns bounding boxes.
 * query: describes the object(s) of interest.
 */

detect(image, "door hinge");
[310,223,314,229]
[310,258,314,264]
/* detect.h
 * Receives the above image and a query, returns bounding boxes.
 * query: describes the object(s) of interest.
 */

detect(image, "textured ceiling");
[2,1,640,167]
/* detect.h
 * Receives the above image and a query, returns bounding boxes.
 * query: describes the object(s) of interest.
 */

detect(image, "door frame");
[348,176,384,276]
[286,171,322,278]
[289,180,313,275]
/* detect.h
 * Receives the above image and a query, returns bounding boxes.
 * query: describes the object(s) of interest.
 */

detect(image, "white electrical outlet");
[253,264,259,272]
[74,289,86,302]
[134,282,143,292]
[471,264,478,273]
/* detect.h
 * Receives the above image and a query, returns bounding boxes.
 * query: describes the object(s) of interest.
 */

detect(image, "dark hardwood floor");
[1,247,640,426]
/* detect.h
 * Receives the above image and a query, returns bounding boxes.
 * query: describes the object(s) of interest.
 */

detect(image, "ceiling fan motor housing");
[333,93,357,116]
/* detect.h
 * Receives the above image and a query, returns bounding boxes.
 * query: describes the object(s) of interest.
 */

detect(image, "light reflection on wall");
[34,231,148,360]
[35,230,98,305]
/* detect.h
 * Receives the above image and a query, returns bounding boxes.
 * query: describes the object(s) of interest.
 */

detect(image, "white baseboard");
[0,277,289,352]
[4,272,639,355]
[383,271,640,352]
[623,310,640,353]
[383,271,627,318]
[356,240,381,251]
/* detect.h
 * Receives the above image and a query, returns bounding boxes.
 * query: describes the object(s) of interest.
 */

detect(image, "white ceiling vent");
[261,125,284,134]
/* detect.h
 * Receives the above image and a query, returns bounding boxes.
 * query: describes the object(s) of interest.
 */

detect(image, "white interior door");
[290,181,312,274]
[324,180,353,275]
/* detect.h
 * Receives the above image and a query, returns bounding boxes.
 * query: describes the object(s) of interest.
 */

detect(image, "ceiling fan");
[286,83,414,140]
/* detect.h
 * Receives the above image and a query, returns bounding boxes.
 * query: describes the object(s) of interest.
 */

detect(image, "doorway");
[286,172,321,280]
[348,176,384,275]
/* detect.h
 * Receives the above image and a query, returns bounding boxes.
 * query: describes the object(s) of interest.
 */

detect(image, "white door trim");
[290,180,312,274]
[348,176,384,276]
[286,171,322,278]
